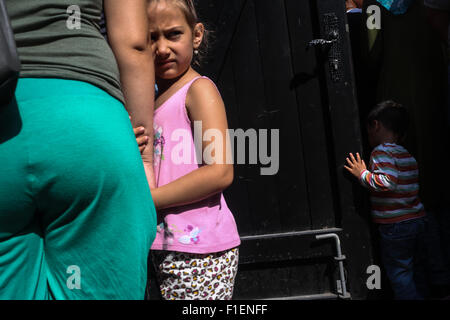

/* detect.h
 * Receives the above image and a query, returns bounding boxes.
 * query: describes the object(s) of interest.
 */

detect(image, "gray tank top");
[5,0,124,103]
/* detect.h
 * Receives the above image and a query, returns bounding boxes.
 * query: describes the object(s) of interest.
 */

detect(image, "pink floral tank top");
[151,76,241,254]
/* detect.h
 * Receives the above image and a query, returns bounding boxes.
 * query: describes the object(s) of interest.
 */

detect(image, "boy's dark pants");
[378,217,428,300]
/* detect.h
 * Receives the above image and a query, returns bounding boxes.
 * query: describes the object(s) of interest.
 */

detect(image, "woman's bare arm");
[104,0,156,188]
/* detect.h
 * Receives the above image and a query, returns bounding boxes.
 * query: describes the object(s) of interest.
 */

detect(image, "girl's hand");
[133,126,149,154]
[130,116,156,189]
[130,115,149,154]
[344,152,367,179]
[135,127,157,188]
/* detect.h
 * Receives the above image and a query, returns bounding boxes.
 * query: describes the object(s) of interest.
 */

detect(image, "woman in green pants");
[0,0,156,299]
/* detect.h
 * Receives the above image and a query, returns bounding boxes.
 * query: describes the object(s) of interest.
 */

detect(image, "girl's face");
[148,1,203,80]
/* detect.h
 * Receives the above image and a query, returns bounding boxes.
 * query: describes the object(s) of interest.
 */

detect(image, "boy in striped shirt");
[345,100,428,300]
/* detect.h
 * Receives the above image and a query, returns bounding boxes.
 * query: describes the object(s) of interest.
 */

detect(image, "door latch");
[307,30,338,50]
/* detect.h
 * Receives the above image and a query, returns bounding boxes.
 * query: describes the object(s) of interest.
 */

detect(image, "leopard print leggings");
[151,248,239,300]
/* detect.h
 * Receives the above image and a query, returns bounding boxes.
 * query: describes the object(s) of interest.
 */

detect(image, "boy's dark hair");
[367,100,409,141]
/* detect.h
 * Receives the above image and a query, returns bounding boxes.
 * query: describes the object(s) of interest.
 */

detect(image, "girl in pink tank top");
[135,0,240,300]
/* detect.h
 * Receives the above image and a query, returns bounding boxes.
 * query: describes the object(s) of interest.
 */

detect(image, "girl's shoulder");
[188,76,219,95]
[186,76,223,110]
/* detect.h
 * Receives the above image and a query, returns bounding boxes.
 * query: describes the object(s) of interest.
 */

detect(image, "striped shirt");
[359,143,425,224]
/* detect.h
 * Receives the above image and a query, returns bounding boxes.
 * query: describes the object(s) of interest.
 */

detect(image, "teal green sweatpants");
[0,78,156,299]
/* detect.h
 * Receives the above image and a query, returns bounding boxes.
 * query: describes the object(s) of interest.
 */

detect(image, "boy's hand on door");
[344,152,367,179]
